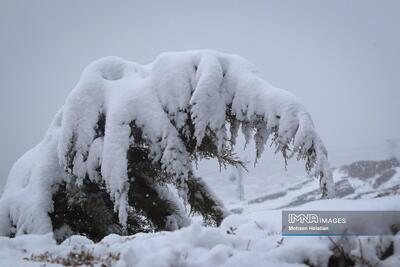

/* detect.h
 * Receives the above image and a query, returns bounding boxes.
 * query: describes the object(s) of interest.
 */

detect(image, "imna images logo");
[287,212,347,224]
[288,213,319,224]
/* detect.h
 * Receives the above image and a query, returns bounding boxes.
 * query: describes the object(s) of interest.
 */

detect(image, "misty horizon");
[1,0,399,187]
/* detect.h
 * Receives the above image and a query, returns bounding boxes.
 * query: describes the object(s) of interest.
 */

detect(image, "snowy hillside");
[0,158,399,267]
[214,158,400,213]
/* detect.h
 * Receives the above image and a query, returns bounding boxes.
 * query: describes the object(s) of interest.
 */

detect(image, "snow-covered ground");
[0,198,399,267]
[0,159,399,266]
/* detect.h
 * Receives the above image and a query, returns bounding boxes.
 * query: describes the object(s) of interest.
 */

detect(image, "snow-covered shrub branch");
[0,50,334,240]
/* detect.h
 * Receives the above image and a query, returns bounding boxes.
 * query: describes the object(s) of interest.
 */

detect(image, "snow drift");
[1,196,399,267]
[0,50,334,239]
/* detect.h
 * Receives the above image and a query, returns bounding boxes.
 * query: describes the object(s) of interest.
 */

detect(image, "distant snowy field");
[1,160,399,267]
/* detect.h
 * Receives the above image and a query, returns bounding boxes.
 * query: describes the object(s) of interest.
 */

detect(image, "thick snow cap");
[0,50,335,236]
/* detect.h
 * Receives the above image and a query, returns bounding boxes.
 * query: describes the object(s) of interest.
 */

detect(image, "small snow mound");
[61,235,94,246]
[97,57,126,80]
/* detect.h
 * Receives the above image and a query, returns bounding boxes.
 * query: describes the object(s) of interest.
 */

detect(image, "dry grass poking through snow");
[24,247,120,267]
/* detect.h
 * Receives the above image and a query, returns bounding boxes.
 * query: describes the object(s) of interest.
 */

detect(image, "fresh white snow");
[0,50,334,237]
[0,196,399,267]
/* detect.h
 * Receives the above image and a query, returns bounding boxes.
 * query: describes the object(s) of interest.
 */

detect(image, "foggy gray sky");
[1,0,399,186]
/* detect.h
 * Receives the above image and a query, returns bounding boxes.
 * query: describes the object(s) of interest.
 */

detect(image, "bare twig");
[254,221,263,230]
[246,240,252,251]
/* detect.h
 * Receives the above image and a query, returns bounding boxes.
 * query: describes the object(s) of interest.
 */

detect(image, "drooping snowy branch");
[0,50,334,238]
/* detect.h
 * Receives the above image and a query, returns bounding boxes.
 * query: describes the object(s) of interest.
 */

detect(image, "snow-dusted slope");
[219,158,400,212]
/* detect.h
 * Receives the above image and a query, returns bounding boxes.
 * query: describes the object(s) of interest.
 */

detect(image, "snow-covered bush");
[0,50,334,241]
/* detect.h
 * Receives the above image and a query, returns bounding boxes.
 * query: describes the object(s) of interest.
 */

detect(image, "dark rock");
[279,179,355,208]
[279,189,320,208]
[335,179,356,198]
[230,207,244,214]
[373,169,397,188]
[286,178,314,191]
[248,191,287,204]
[340,158,399,180]
[247,178,315,205]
